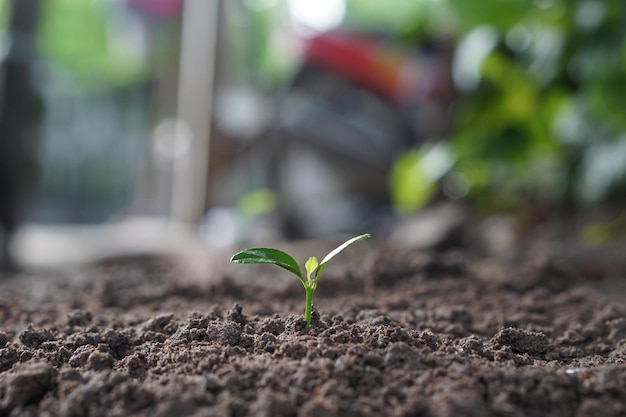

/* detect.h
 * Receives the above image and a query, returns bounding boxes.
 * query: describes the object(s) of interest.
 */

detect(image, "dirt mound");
[1,248,625,416]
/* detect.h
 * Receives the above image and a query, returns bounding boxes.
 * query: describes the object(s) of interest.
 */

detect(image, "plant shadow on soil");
[1,247,626,416]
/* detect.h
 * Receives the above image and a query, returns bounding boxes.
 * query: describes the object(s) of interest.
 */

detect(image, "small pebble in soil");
[227,303,247,325]
[87,345,116,370]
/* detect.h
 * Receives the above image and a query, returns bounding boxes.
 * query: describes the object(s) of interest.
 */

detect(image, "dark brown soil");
[1,245,626,417]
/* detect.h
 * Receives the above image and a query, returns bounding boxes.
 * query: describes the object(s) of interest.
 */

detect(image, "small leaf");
[315,233,371,281]
[305,256,319,285]
[230,248,304,285]
[319,233,371,266]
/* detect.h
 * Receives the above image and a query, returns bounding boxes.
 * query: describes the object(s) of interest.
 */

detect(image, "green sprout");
[230,233,371,328]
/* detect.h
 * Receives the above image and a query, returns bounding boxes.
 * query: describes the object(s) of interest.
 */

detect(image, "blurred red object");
[303,30,453,105]
[125,0,183,18]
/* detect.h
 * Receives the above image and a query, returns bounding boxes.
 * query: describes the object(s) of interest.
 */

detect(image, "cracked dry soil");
[1,246,626,417]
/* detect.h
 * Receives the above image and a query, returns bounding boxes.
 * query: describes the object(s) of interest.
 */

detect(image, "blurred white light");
[443,170,471,200]
[287,0,345,33]
[152,118,193,165]
[420,142,456,182]
[453,26,499,92]
[200,207,241,248]
[575,1,605,31]
[216,87,269,140]
[529,27,564,85]
[580,138,626,202]
[551,101,588,145]
[506,25,532,52]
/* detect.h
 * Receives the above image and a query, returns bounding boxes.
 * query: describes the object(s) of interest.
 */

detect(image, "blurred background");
[1,0,625,272]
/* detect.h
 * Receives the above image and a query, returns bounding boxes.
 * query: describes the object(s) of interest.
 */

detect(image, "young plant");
[230,233,371,328]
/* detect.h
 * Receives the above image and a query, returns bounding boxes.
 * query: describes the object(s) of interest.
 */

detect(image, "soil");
[1,243,626,417]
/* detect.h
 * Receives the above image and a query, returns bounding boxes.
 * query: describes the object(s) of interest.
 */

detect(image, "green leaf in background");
[390,150,435,214]
[237,188,277,217]
[390,144,455,214]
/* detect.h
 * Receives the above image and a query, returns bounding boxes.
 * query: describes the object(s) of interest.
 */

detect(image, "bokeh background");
[1,0,625,270]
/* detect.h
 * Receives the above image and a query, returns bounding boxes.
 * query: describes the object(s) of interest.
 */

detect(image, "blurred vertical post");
[0,0,40,271]
[170,0,220,225]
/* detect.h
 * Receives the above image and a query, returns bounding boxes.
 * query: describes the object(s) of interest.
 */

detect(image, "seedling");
[230,233,371,328]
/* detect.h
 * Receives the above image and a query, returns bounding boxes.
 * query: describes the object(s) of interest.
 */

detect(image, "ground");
[1,241,626,417]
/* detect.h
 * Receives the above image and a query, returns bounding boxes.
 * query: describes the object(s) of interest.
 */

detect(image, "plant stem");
[304,287,314,328]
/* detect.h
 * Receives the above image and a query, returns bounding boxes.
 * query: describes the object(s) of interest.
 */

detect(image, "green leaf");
[315,233,372,282]
[305,256,319,285]
[230,248,305,285]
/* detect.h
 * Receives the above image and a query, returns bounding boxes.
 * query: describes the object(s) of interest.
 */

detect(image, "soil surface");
[1,243,626,417]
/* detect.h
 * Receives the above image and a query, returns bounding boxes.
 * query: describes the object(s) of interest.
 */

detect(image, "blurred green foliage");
[582,209,626,244]
[391,148,437,215]
[36,0,151,88]
[446,0,626,210]
[391,143,455,214]
[388,0,626,214]
[344,0,431,33]
[223,1,293,86]
[0,0,8,30]
[237,188,277,217]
